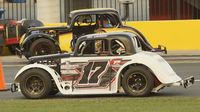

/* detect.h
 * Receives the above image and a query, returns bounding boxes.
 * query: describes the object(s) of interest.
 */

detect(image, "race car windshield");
[74,15,95,26]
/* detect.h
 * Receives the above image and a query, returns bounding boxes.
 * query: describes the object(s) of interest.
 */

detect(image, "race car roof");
[79,31,137,40]
[69,8,120,18]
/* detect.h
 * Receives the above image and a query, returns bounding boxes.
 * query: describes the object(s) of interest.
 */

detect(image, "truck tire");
[122,66,154,97]
[20,69,53,99]
[29,38,58,57]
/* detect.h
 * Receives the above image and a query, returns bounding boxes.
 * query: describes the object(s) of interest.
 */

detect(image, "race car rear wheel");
[20,69,53,99]
[122,66,154,97]
[29,38,58,57]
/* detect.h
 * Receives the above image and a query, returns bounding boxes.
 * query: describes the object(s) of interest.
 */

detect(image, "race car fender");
[116,52,182,84]
[21,33,58,47]
[13,63,66,93]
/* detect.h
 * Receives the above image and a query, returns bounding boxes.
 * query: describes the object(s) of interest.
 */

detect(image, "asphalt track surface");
[1,56,200,99]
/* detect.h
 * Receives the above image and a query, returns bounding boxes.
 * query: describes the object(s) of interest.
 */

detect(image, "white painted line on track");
[195,80,200,82]
[3,65,25,67]
[168,61,200,64]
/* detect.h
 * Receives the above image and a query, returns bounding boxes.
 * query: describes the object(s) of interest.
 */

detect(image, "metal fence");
[59,0,200,22]
[92,0,149,21]
[150,0,200,20]
[0,0,37,20]
[60,0,149,22]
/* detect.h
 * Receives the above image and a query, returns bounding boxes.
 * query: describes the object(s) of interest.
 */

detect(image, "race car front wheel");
[20,69,53,99]
[122,66,154,97]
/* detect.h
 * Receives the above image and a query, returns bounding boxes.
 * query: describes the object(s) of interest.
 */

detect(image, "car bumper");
[152,76,195,92]
[11,83,20,92]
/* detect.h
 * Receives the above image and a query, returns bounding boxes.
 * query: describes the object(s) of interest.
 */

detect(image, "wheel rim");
[25,76,44,95]
[32,43,52,56]
[127,72,147,93]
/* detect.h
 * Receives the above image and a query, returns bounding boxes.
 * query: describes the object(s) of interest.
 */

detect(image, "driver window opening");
[77,40,94,55]
[77,39,109,56]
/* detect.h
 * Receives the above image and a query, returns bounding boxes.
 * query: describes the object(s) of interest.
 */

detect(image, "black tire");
[122,66,154,97]
[49,89,59,95]
[29,38,58,57]
[48,81,59,95]
[20,69,53,99]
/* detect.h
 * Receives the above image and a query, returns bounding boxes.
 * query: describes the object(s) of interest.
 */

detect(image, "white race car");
[11,32,194,99]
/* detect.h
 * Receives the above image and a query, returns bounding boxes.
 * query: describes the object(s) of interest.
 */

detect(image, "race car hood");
[128,51,182,84]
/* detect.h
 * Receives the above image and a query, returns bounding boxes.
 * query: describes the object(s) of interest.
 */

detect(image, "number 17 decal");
[78,61,109,86]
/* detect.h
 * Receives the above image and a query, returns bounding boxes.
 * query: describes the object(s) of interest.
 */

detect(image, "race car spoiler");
[153,45,167,54]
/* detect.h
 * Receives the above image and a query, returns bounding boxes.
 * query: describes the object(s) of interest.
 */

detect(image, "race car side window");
[77,39,109,56]
[97,14,119,28]
[77,40,95,55]
[111,39,126,55]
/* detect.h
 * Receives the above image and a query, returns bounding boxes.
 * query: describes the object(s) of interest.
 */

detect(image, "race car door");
[61,37,131,94]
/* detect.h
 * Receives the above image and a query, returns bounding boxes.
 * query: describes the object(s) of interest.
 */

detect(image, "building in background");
[0,0,36,20]
[0,0,199,22]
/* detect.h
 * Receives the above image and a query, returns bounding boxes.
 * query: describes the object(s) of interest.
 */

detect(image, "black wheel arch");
[22,33,60,52]
[15,68,54,83]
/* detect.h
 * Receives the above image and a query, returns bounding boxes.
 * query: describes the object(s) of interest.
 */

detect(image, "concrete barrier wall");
[126,20,200,50]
